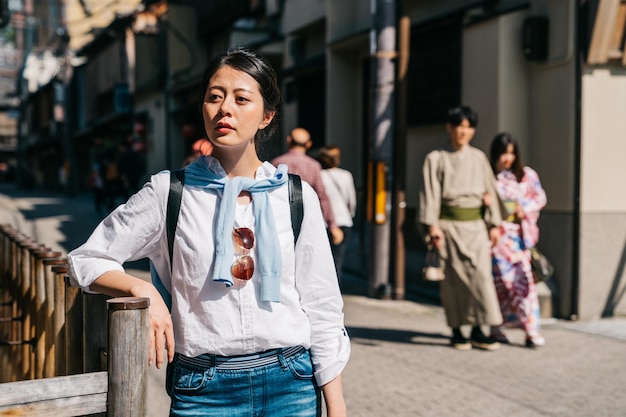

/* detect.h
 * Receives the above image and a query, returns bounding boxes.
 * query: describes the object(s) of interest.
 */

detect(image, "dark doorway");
[296,71,325,149]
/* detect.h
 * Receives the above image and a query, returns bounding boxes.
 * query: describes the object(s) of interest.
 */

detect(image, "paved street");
[1,183,626,416]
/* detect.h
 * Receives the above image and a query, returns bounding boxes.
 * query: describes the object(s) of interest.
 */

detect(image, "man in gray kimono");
[419,105,504,350]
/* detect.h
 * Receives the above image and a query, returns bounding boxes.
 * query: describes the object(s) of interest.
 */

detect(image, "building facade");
[13,0,626,320]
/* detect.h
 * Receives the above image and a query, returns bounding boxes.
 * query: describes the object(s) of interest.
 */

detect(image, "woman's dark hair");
[447,105,478,128]
[489,132,524,182]
[198,47,281,143]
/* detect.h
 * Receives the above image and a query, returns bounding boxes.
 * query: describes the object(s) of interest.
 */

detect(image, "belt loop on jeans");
[277,349,288,370]
[177,346,305,371]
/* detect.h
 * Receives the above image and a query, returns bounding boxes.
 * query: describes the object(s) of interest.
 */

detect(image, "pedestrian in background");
[488,132,547,348]
[318,146,356,283]
[271,128,344,246]
[419,105,504,351]
[68,47,349,417]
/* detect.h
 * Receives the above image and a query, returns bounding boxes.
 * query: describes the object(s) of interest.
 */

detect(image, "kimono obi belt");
[503,200,517,222]
[439,205,482,221]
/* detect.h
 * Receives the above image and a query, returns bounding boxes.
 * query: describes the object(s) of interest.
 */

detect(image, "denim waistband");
[176,346,305,370]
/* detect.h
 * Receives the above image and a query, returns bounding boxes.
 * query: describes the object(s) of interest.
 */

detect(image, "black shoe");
[525,333,545,348]
[450,328,471,350]
[470,326,500,351]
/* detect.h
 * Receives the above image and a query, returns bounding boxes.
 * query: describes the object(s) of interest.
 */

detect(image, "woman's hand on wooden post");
[91,271,176,369]
[143,287,175,369]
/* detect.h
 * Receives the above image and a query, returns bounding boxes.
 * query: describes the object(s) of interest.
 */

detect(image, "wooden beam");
[588,0,620,64]
[0,371,107,406]
[0,393,107,416]
[0,371,107,416]
[607,3,626,60]
[622,2,626,66]
[610,4,626,50]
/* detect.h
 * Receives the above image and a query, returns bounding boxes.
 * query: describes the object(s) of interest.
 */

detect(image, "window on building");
[407,16,463,126]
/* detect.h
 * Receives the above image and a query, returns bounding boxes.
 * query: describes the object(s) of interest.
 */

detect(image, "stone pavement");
[1,183,625,416]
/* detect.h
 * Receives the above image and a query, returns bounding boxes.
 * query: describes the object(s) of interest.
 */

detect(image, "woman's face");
[202,65,274,150]
[496,143,516,172]
[446,119,475,149]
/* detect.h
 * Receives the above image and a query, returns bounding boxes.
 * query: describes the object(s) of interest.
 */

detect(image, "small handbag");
[529,247,554,283]
[423,245,445,281]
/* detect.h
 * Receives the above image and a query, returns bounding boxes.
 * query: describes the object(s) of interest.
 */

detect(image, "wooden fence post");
[83,292,110,373]
[8,231,33,381]
[0,225,18,382]
[42,258,67,377]
[19,239,40,380]
[52,264,69,376]
[107,297,149,417]
[32,249,61,379]
[65,276,83,376]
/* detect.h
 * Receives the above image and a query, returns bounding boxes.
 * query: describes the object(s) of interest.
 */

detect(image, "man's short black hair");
[447,105,478,128]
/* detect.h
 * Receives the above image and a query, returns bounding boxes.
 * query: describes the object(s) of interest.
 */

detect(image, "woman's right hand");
[91,271,175,369]
[131,283,175,369]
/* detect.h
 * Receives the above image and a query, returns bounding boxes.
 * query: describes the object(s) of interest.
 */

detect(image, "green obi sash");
[439,206,482,221]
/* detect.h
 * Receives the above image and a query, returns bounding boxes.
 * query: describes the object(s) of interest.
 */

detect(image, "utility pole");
[392,16,410,300]
[368,0,396,299]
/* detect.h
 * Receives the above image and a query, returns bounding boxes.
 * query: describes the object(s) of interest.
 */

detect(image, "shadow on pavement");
[346,326,449,346]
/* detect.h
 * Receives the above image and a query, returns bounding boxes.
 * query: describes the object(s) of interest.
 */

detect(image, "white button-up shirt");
[68,160,350,386]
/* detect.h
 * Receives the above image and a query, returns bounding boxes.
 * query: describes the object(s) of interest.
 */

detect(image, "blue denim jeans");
[168,348,321,417]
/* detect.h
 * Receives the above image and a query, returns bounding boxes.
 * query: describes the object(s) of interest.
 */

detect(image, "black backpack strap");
[167,169,185,270]
[288,173,303,243]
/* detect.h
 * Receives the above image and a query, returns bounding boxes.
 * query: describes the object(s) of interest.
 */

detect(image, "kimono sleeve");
[419,151,442,227]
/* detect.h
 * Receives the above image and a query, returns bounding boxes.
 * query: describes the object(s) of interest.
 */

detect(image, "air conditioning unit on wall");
[523,16,549,62]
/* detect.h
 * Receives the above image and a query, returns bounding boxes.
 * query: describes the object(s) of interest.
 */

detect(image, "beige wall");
[580,68,626,212]
[579,214,626,319]
[462,18,501,151]
[527,0,576,213]
[523,0,577,318]
[577,67,626,319]
[462,11,531,155]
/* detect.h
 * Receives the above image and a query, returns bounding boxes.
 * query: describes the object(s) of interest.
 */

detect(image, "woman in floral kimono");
[488,132,547,348]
